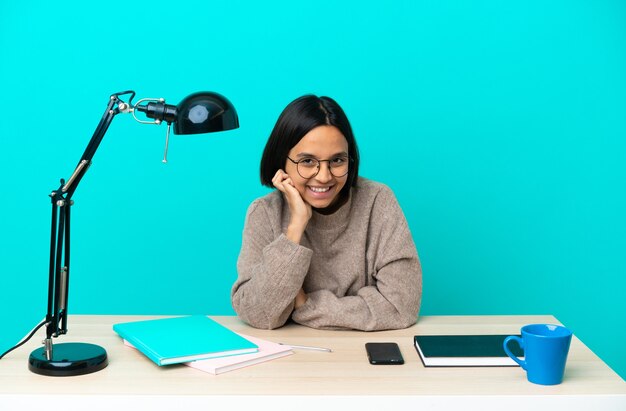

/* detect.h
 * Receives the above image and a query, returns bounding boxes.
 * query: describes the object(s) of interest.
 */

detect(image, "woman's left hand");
[294,288,308,309]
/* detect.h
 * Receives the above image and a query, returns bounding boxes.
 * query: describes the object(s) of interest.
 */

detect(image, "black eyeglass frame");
[286,155,352,179]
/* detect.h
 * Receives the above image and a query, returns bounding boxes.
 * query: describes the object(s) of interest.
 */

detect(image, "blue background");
[1,1,624,379]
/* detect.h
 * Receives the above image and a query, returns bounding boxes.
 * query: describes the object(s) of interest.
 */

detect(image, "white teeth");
[309,186,330,193]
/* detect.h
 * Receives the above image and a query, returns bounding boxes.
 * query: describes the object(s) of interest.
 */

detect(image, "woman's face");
[285,125,349,210]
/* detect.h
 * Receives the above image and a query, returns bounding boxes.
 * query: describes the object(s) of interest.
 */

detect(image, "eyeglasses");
[287,155,351,179]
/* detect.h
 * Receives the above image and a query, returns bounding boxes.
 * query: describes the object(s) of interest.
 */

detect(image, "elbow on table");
[231,300,288,330]
[231,292,288,330]
[395,300,421,329]
[238,313,287,330]
[398,311,419,329]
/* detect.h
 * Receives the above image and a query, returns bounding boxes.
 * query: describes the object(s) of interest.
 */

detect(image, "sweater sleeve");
[231,200,313,329]
[291,187,422,331]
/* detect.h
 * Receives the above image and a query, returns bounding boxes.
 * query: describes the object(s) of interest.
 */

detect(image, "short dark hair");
[260,95,360,192]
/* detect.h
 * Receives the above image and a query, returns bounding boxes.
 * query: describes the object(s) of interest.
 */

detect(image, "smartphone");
[365,342,404,365]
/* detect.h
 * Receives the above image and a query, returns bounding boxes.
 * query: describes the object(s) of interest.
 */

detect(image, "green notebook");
[414,334,523,367]
[113,315,258,366]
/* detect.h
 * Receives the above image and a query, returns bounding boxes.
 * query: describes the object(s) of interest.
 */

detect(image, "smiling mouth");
[308,186,332,193]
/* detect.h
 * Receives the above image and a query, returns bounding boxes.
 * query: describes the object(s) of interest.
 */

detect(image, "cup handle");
[503,336,526,370]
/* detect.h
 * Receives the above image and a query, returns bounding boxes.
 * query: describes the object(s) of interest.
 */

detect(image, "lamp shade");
[173,92,239,135]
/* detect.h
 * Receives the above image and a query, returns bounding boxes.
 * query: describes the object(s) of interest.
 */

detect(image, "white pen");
[279,343,332,352]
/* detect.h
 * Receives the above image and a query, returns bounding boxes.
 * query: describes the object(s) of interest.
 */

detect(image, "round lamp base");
[28,342,108,376]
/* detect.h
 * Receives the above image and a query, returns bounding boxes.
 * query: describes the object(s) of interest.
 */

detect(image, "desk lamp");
[27,90,239,376]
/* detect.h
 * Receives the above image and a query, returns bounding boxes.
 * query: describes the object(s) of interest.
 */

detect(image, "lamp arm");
[43,91,135,351]
[63,91,135,199]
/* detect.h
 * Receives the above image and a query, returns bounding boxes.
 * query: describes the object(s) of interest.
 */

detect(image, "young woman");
[231,95,422,330]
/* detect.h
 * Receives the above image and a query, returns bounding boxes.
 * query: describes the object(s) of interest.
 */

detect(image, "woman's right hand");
[272,169,312,244]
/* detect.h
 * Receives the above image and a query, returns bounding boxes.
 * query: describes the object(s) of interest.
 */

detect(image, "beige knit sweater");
[231,177,422,331]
